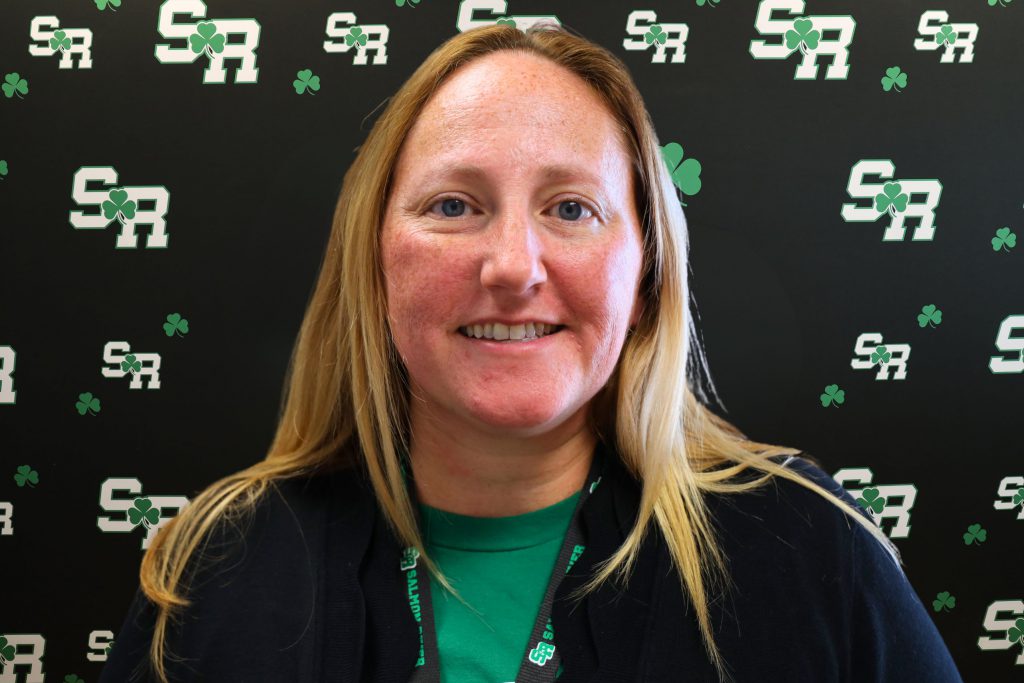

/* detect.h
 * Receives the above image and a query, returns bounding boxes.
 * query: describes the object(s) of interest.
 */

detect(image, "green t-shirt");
[417,490,581,683]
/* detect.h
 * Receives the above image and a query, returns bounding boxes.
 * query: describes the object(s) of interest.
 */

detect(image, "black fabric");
[99,441,964,682]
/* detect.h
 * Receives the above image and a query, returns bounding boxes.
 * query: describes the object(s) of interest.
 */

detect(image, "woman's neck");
[407,419,597,517]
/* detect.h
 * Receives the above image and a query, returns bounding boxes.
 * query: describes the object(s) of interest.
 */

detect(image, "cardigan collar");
[324,436,665,682]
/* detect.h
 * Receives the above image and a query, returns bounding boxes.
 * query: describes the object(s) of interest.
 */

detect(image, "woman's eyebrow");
[430,162,605,188]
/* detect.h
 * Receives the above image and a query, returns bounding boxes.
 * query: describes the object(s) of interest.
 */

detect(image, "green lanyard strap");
[401,447,606,683]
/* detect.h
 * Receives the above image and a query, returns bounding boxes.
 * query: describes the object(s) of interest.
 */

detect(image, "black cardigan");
[99,442,964,682]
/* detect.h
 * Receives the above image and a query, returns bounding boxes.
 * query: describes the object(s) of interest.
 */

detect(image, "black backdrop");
[2,1,1022,681]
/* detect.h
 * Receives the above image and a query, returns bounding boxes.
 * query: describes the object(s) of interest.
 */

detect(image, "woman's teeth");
[459,322,563,341]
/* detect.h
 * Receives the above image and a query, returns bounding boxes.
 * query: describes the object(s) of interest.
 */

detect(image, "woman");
[99,23,964,683]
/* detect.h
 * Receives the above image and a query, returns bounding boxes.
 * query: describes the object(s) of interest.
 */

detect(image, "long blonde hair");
[138,22,902,683]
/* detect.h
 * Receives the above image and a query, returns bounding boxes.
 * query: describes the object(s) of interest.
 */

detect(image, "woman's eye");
[426,197,596,222]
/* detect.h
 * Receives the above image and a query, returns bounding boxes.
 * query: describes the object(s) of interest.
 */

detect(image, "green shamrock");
[105,641,114,656]
[1008,618,1024,644]
[163,313,190,337]
[881,66,907,93]
[96,0,122,9]
[819,384,845,407]
[696,0,721,6]
[962,523,986,545]
[988,0,1013,6]
[1013,488,1023,506]
[189,21,226,58]
[785,17,820,54]
[645,25,667,45]
[395,0,421,6]
[128,497,161,528]
[934,24,957,45]
[660,142,702,206]
[76,391,101,415]
[992,226,1016,252]
[121,354,142,374]
[50,30,72,52]
[64,675,84,683]
[293,69,320,95]
[917,304,942,328]
[874,181,909,216]
[14,465,39,488]
[932,591,956,612]
[0,160,7,179]
[0,636,16,662]
[495,17,516,27]
[3,73,29,99]
[346,26,368,47]
[102,188,137,222]
[870,345,891,365]
[856,487,887,514]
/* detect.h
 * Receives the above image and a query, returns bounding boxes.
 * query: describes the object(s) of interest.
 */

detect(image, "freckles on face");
[377,50,644,430]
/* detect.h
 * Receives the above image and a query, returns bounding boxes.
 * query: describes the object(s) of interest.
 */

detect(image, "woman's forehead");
[398,55,629,183]
[409,52,619,149]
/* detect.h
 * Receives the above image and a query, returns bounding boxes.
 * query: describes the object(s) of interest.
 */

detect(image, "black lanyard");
[401,446,606,683]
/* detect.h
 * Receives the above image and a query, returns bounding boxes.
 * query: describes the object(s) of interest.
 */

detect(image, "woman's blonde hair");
[137,21,902,683]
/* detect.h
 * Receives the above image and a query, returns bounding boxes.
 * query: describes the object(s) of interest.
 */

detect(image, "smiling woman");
[99,21,963,683]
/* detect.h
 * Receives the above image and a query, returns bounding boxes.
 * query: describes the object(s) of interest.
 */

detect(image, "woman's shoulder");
[99,463,375,682]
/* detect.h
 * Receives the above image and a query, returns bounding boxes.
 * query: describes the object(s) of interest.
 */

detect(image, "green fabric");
[417,490,581,683]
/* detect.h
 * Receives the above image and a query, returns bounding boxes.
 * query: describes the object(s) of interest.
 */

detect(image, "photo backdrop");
[2,1,1022,681]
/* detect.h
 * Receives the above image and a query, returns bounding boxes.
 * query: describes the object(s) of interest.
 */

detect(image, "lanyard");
[401,446,606,683]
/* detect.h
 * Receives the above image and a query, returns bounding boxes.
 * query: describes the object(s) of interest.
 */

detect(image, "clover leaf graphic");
[395,0,421,6]
[64,675,84,683]
[856,487,887,514]
[660,142,702,206]
[917,304,942,328]
[3,73,29,99]
[935,24,958,46]
[0,636,17,663]
[189,21,226,58]
[1013,488,1023,507]
[874,181,909,217]
[992,226,1016,252]
[50,30,72,53]
[696,0,721,7]
[76,392,101,415]
[0,160,7,179]
[785,17,820,55]
[962,523,986,545]
[293,69,320,95]
[128,497,161,529]
[645,25,667,45]
[95,0,122,10]
[164,313,190,337]
[932,591,956,612]
[14,465,39,488]
[102,188,137,224]
[988,0,1013,6]
[881,66,907,93]
[819,384,845,407]
[1008,618,1024,645]
[870,345,891,365]
[121,354,142,374]
[346,26,368,47]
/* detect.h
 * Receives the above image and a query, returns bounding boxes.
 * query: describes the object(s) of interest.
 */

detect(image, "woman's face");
[380,50,645,438]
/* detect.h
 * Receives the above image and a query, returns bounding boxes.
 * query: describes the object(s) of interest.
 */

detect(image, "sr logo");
[840,160,942,242]
[154,0,261,84]
[749,0,856,80]
[29,16,93,69]
[622,11,689,64]
[69,167,170,249]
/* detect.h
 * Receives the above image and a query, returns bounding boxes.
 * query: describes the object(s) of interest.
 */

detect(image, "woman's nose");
[477,211,548,294]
